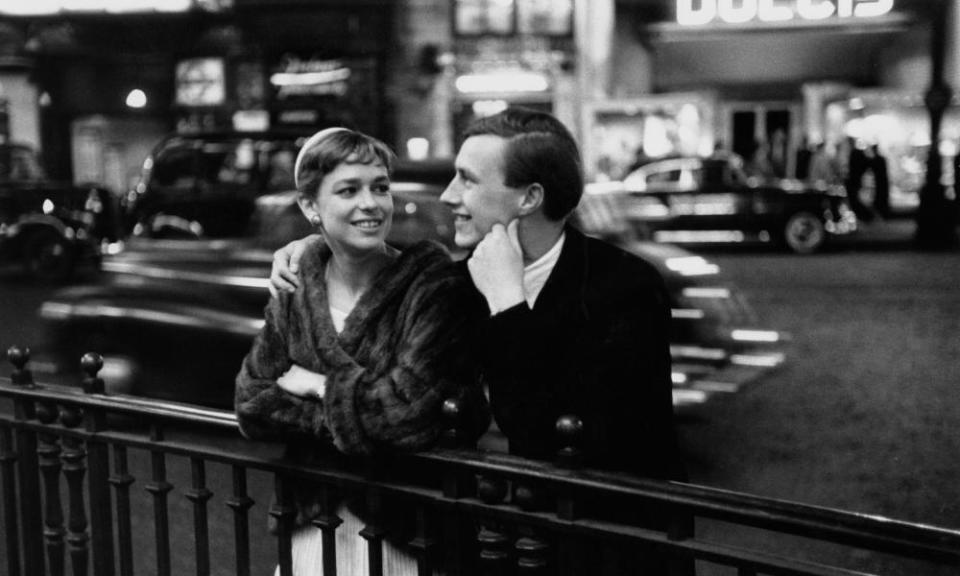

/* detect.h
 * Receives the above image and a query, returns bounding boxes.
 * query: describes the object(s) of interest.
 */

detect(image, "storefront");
[0,0,394,190]
[446,0,578,145]
[587,0,935,189]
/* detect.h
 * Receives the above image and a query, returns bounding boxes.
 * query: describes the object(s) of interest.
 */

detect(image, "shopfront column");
[917,0,958,249]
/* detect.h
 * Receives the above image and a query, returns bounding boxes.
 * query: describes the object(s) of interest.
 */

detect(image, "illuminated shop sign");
[175,58,226,107]
[270,57,351,99]
[677,0,894,26]
[0,0,231,16]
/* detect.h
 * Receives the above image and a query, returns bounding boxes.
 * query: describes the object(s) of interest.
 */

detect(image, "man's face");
[440,135,524,249]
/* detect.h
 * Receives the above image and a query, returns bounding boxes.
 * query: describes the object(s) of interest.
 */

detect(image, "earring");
[309,214,321,227]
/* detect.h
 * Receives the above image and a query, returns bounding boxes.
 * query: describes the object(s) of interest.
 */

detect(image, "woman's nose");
[357,188,378,209]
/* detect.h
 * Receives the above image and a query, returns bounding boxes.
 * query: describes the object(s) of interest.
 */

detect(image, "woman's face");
[299,157,393,256]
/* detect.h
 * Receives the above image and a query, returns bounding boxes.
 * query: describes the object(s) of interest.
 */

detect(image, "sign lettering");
[677,0,894,26]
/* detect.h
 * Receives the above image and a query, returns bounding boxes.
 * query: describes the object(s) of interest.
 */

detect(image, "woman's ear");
[297,196,322,227]
[518,183,544,216]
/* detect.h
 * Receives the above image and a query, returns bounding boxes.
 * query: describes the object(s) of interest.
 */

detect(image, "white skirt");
[275,502,420,576]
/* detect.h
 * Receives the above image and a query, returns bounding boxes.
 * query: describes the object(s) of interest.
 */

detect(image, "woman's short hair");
[462,107,583,221]
[294,128,396,198]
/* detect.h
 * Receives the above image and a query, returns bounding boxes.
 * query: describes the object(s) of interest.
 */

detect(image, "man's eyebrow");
[457,165,477,180]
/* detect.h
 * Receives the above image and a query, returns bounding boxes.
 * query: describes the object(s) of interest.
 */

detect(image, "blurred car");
[0,142,117,281]
[578,156,858,254]
[122,130,307,239]
[38,158,785,412]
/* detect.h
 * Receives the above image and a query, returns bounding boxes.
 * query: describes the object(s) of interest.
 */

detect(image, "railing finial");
[7,345,34,387]
[555,414,583,469]
[80,353,105,394]
[440,397,462,448]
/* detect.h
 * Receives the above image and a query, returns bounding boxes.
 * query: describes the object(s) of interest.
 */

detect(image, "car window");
[647,169,683,185]
[152,147,197,188]
[0,146,45,181]
[264,145,296,191]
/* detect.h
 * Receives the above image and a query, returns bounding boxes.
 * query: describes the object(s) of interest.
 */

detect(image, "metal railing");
[2,345,959,576]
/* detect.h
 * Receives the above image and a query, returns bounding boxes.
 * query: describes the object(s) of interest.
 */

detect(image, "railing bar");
[270,473,294,576]
[360,486,385,576]
[187,457,212,576]
[226,464,253,576]
[87,435,116,576]
[61,424,90,576]
[409,505,435,576]
[1,425,23,576]
[0,382,237,429]
[312,484,342,576]
[145,433,172,576]
[38,425,65,576]
[14,418,44,575]
[109,445,135,576]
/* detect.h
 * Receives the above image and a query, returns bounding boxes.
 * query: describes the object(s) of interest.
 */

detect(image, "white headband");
[294,127,350,189]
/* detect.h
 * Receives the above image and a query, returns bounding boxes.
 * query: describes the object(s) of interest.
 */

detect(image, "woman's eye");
[337,187,357,196]
[373,184,391,194]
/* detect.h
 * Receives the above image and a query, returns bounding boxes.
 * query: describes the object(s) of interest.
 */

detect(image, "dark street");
[2,219,960,574]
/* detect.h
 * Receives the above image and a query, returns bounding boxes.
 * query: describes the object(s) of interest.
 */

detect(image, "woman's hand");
[277,364,327,399]
[269,234,324,297]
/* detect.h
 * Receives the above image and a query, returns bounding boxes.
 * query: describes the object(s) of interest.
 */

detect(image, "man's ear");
[518,183,544,216]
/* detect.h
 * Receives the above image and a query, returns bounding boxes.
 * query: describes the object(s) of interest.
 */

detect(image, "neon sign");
[677,0,894,26]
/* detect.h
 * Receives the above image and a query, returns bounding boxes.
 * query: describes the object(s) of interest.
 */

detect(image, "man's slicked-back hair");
[462,107,583,221]
[295,128,396,199]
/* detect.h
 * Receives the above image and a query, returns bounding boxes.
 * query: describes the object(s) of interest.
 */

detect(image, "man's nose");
[439,181,459,205]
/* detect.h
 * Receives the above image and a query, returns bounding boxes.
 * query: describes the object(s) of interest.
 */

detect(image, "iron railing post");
[81,352,116,576]
[8,345,45,576]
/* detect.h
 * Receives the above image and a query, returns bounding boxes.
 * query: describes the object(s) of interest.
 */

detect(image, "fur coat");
[235,240,488,455]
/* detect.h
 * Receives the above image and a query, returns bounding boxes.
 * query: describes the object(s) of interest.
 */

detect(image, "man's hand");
[468,220,525,315]
[269,234,322,297]
[277,364,327,399]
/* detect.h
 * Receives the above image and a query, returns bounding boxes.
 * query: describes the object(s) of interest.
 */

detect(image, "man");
[271,107,691,572]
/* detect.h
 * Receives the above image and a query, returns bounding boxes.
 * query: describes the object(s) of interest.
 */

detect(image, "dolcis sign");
[677,0,894,26]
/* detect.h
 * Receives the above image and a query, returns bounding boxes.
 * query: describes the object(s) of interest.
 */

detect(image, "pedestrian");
[807,141,836,185]
[235,127,488,576]
[869,143,890,218]
[270,108,692,574]
[845,138,872,221]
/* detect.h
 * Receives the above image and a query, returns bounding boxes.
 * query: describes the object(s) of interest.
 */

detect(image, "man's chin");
[453,233,479,250]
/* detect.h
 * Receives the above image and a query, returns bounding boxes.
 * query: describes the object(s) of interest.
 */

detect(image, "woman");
[235,128,486,575]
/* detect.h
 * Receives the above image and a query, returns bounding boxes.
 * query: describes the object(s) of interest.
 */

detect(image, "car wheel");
[782,211,826,254]
[23,230,75,281]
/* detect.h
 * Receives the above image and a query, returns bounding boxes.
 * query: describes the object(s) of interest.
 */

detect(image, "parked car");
[38,152,784,412]
[0,142,117,281]
[578,156,858,254]
[122,130,307,239]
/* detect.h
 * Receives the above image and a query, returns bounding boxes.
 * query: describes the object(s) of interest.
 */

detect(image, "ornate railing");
[2,345,959,576]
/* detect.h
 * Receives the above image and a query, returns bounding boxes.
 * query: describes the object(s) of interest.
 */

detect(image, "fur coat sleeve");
[234,241,488,454]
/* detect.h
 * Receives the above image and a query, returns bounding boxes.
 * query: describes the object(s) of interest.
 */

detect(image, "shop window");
[454,0,573,36]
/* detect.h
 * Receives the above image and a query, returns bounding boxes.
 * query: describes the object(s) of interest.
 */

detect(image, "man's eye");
[373,184,391,194]
[337,187,357,195]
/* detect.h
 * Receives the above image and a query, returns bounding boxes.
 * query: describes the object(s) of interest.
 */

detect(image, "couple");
[235,108,688,575]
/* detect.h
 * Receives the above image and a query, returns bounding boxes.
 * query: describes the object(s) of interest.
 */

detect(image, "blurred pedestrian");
[867,144,890,219]
[845,138,873,221]
[270,108,692,575]
[808,141,837,185]
[795,136,813,180]
[235,127,488,576]
[747,139,775,178]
